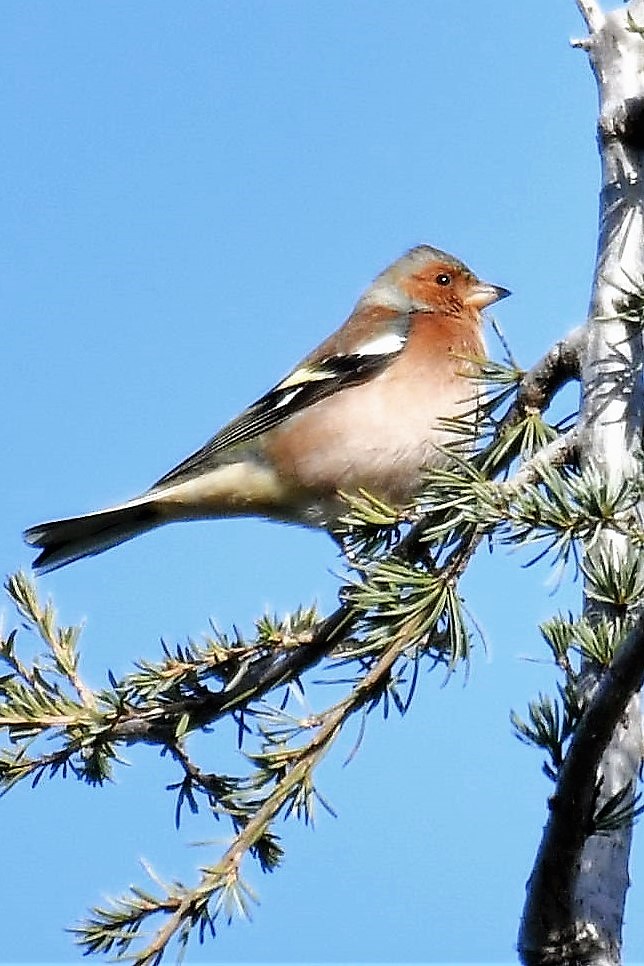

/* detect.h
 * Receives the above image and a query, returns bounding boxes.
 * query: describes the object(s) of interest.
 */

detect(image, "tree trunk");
[519,2,644,963]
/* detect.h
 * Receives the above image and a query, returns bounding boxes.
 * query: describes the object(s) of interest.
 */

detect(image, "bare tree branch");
[519,327,584,410]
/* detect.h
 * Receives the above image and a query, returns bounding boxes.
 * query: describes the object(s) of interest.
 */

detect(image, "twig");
[102,618,418,965]
[514,327,584,416]
[111,603,355,743]
[503,427,579,490]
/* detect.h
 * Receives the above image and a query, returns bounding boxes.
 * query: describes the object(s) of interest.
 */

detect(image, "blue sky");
[3,2,639,964]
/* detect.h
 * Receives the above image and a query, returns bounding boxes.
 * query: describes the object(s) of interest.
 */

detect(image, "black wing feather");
[152,350,400,489]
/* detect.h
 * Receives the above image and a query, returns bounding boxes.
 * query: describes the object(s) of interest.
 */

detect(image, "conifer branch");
[0,332,587,962]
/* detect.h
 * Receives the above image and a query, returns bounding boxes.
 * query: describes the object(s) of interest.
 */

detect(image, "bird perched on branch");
[25,245,509,573]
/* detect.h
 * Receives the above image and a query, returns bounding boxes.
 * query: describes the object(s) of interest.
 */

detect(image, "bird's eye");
[435,273,452,286]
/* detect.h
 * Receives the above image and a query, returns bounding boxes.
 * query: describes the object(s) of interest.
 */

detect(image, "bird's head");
[362,245,510,319]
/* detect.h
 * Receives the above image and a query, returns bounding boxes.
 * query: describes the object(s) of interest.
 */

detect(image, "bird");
[24,245,509,574]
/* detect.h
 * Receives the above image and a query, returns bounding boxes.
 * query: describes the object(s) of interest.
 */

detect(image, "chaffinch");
[25,245,509,573]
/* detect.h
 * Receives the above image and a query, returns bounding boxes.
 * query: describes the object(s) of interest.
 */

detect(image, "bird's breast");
[264,325,483,518]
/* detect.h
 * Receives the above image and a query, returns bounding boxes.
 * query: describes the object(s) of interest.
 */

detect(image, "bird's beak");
[465,281,511,310]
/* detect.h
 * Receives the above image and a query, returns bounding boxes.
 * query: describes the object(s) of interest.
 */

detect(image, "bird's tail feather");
[24,496,162,574]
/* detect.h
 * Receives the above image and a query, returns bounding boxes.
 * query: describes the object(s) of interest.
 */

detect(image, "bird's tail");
[24,495,163,574]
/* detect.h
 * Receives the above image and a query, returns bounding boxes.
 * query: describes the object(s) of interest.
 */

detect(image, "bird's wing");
[151,325,408,489]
